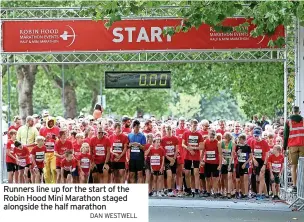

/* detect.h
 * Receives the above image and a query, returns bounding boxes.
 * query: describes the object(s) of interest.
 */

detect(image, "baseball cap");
[253,127,262,136]
[122,116,131,122]
[32,114,39,118]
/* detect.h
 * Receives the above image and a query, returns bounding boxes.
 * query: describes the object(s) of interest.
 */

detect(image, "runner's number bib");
[272,163,281,173]
[81,158,90,169]
[188,136,198,146]
[96,146,105,156]
[165,146,175,156]
[151,155,160,166]
[113,143,122,153]
[35,151,45,162]
[254,149,262,159]
[206,151,216,161]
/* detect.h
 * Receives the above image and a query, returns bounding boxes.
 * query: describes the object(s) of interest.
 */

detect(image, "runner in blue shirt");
[128,120,146,183]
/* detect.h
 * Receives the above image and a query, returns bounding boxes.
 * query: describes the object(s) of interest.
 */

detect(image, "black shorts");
[6,163,17,172]
[270,172,280,184]
[129,159,144,172]
[221,164,234,174]
[236,164,249,179]
[111,162,125,170]
[18,164,31,171]
[199,173,205,180]
[184,159,200,170]
[56,166,61,170]
[63,170,72,179]
[72,167,79,177]
[153,171,163,176]
[92,163,104,174]
[204,163,219,178]
[165,159,177,174]
[254,159,264,176]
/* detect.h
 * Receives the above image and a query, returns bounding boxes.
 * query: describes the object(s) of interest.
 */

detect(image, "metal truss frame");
[0,7,298,193]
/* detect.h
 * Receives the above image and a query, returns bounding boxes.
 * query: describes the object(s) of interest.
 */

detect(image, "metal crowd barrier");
[289,157,304,210]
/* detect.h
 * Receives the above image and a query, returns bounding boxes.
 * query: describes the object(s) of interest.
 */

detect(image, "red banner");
[2,18,284,52]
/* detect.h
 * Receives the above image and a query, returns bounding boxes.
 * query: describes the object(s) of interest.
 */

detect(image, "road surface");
[149,198,304,222]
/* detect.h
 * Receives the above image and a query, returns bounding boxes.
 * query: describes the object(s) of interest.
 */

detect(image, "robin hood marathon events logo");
[19,25,76,47]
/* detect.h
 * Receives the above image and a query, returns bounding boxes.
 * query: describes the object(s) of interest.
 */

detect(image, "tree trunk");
[16,65,38,122]
[63,83,77,119]
[41,65,77,119]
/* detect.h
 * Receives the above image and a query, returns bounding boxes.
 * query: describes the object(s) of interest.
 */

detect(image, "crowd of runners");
[4,105,304,201]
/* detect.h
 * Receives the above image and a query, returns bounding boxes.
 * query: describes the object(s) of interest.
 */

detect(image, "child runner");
[78,142,93,183]
[31,136,47,183]
[61,150,77,184]
[268,145,284,200]
[150,137,165,197]
[13,141,31,183]
[6,130,18,183]
[234,134,252,199]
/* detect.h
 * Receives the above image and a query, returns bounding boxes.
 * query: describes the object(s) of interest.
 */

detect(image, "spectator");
[93,103,103,120]
[283,106,304,193]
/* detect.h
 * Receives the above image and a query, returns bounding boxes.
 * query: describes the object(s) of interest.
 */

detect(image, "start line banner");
[0,184,148,222]
[2,18,284,52]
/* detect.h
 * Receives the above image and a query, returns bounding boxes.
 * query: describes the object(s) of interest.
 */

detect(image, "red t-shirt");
[109,133,129,163]
[250,139,269,161]
[182,131,203,161]
[204,139,220,164]
[90,136,111,164]
[106,129,114,137]
[199,130,209,137]
[150,147,165,171]
[144,143,152,161]
[13,147,30,167]
[122,127,132,135]
[268,154,284,173]
[6,139,16,164]
[8,125,21,139]
[78,153,92,175]
[61,158,77,171]
[55,140,73,167]
[84,138,91,144]
[216,129,226,136]
[31,145,47,169]
[161,136,179,158]
[73,142,83,160]
[39,126,60,138]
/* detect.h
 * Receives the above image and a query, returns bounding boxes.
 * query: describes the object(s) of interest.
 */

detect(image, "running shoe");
[152,192,157,197]
[157,192,163,197]
[167,191,176,197]
[202,192,211,197]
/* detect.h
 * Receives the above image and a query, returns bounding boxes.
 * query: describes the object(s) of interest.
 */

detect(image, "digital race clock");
[105,71,171,89]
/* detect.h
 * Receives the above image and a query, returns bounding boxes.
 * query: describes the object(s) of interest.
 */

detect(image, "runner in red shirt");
[121,116,132,135]
[150,137,165,197]
[61,150,77,183]
[109,122,129,183]
[268,145,284,200]
[72,133,84,183]
[182,119,204,197]
[6,130,18,183]
[8,116,22,139]
[199,119,210,137]
[175,117,189,197]
[13,141,31,183]
[78,142,93,183]
[216,120,226,136]
[250,127,270,200]
[54,130,73,183]
[201,130,222,198]
[161,125,179,197]
[31,136,47,183]
[143,120,153,135]
[91,126,111,183]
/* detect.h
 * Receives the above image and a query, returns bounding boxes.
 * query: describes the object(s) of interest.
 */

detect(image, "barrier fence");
[289,157,304,210]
